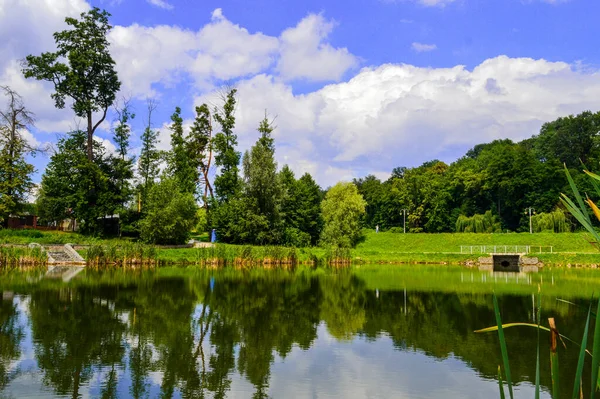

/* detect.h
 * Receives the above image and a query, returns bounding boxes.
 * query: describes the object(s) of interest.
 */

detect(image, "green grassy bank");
[0,229,599,267]
[351,231,599,266]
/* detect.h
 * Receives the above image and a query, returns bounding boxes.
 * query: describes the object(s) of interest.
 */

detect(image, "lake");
[0,265,599,398]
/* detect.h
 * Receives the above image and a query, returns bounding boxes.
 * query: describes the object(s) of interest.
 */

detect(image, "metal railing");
[460,245,554,254]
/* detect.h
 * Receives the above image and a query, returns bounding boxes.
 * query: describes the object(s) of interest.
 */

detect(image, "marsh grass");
[85,243,158,268]
[0,245,46,268]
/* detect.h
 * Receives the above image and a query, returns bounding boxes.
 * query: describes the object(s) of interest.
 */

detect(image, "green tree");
[138,178,197,244]
[36,131,115,234]
[534,110,600,168]
[0,86,35,226]
[241,115,282,244]
[167,107,196,195]
[22,7,121,162]
[213,88,240,203]
[320,182,366,248]
[296,173,323,245]
[189,104,213,204]
[110,100,135,213]
[137,99,161,211]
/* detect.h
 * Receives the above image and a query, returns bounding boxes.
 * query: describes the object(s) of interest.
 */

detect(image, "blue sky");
[1,0,599,186]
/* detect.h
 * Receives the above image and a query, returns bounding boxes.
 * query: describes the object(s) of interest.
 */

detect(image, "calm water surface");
[0,265,598,398]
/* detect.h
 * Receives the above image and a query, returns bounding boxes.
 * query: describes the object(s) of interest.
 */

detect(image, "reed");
[477,293,600,399]
[0,245,46,268]
[85,243,158,268]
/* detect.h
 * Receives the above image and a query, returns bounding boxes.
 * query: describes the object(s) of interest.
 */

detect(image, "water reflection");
[0,268,593,398]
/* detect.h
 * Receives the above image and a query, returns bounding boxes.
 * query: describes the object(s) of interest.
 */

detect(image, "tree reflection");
[0,294,23,390]
[29,287,126,398]
[1,270,589,399]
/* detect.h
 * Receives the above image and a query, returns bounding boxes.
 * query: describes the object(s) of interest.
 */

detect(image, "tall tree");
[137,99,161,210]
[296,173,323,245]
[22,7,121,161]
[241,115,282,244]
[167,107,196,195]
[0,86,36,226]
[213,88,240,203]
[111,99,135,212]
[189,104,213,204]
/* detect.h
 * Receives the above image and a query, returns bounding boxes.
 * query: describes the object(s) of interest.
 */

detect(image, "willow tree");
[22,7,121,161]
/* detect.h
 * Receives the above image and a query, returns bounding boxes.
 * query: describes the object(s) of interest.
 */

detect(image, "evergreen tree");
[296,173,323,245]
[213,89,240,203]
[167,107,196,195]
[241,115,282,244]
[0,86,35,226]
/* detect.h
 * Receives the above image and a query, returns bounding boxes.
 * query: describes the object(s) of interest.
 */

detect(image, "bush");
[139,178,198,245]
[320,182,367,248]
[283,227,311,248]
[0,229,43,239]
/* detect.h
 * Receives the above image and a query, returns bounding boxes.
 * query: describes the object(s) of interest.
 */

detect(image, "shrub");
[139,178,198,245]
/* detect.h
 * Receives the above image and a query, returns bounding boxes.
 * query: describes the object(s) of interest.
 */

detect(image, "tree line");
[1,7,366,247]
[0,7,597,246]
[354,111,600,233]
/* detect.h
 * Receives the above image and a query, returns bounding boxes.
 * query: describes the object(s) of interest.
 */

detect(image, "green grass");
[355,230,597,255]
[0,229,132,245]
[1,228,599,266]
[351,231,600,265]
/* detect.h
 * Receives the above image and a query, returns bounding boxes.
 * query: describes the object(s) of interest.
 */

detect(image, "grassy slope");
[351,231,599,265]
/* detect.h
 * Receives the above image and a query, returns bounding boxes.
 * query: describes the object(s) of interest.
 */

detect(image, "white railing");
[460,245,553,254]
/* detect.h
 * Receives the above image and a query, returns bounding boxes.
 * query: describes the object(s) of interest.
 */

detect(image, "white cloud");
[383,0,457,7]
[195,56,600,186]
[0,0,89,134]
[147,0,173,10]
[277,14,358,81]
[412,42,437,52]
[108,9,280,97]
[417,0,456,6]
[108,11,357,96]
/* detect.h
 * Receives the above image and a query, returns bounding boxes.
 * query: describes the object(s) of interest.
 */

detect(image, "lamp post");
[525,207,535,234]
[402,209,409,234]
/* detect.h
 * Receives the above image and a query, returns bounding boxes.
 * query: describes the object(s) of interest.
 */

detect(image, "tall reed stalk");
[477,293,600,398]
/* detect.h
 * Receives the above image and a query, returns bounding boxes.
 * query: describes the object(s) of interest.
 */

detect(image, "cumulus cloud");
[107,10,357,97]
[277,14,359,81]
[146,0,173,10]
[108,11,279,97]
[194,56,600,186]
[412,42,437,52]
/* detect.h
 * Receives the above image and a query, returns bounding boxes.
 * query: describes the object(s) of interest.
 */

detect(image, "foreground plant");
[476,293,600,399]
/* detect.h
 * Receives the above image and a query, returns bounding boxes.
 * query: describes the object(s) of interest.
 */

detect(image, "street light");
[525,207,536,234]
[402,209,409,234]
